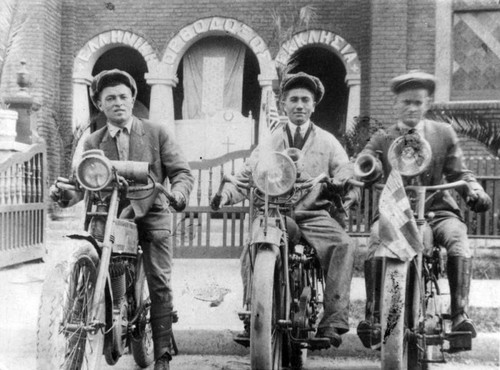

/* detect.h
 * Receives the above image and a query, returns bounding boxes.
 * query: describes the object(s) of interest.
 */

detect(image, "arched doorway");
[90,46,150,131]
[171,35,261,160]
[287,46,348,138]
[275,30,361,136]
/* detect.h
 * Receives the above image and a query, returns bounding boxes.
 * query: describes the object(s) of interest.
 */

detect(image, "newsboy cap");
[280,72,325,103]
[390,70,436,95]
[90,69,137,108]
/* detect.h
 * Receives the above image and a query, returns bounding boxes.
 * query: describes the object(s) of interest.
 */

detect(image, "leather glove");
[467,189,492,213]
[322,178,346,200]
[210,193,228,211]
[170,191,186,212]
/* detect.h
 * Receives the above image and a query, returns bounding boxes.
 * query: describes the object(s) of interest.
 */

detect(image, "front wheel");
[380,259,409,370]
[381,259,428,370]
[36,244,105,370]
[250,247,287,370]
[130,259,154,368]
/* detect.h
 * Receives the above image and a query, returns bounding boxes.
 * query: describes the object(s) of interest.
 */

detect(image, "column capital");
[345,73,361,87]
[258,74,278,86]
[72,73,92,85]
[145,73,179,87]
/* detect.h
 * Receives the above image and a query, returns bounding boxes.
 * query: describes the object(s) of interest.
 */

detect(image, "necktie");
[293,126,304,149]
[116,128,129,161]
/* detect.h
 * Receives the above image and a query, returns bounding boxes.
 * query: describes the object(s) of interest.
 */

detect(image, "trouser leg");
[296,212,356,334]
[141,229,174,360]
[357,258,383,349]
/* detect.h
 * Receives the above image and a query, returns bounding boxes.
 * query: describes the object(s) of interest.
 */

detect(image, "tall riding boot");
[357,258,383,349]
[448,256,477,338]
[151,309,173,370]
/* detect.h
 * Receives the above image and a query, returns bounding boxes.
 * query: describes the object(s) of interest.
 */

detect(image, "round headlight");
[253,151,297,196]
[388,133,432,177]
[76,150,113,191]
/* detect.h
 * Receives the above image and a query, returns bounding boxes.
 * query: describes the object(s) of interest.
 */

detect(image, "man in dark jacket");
[212,72,358,348]
[356,71,491,352]
[50,69,194,370]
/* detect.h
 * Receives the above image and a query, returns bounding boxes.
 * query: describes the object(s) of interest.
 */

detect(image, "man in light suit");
[356,71,491,352]
[51,69,194,370]
[212,72,358,348]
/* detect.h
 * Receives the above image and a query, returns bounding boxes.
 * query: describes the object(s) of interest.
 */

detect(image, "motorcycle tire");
[381,259,429,370]
[36,243,105,370]
[130,259,154,368]
[250,247,288,370]
[380,259,410,370]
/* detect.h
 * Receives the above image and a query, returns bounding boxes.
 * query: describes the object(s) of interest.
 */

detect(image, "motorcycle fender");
[66,232,101,257]
[250,221,282,245]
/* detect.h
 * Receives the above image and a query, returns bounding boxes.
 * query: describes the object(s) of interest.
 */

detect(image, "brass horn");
[283,147,304,175]
[387,132,432,176]
[354,153,383,183]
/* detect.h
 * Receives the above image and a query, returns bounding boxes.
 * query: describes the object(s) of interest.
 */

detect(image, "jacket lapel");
[129,117,147,161]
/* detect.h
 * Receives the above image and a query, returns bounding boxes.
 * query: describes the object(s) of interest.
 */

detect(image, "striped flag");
[265,90,281,132]
[375,170,423,261]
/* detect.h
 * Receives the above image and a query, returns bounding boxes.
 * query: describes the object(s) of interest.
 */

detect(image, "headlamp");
[253,151,297,196]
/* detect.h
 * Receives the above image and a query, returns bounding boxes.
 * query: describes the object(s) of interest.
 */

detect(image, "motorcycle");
[213,148,354,370]
[36,149,178,370]
[354,133,477,370]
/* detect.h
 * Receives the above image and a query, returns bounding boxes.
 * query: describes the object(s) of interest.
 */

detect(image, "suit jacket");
[223,123,356,213]
[360,119,483,218]
[83,116,194,229]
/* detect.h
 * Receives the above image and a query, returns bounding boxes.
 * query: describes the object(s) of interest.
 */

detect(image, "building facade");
[0,0,499,181]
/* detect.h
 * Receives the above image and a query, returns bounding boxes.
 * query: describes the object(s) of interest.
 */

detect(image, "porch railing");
[0,144,47,268]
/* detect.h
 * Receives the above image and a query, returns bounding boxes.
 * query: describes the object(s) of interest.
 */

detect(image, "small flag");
[265,90,281,132]
[375,170,422,261]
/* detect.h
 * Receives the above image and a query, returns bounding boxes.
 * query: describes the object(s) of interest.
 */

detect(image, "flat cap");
[280,72,325,103]
[390,70,436,95]
[90,69,137,108]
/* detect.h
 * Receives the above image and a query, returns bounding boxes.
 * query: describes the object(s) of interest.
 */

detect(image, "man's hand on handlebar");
[170,191,187,212]
[49,177,79,207]
[210,193,228,211]
[467,188,492,213]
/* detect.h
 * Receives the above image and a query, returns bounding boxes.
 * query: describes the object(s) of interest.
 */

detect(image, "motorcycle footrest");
[306,337,331,351]
[446,331,472,353]
[424,334,444,346]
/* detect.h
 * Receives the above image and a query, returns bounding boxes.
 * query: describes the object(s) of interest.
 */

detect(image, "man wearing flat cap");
[50,69,194,369]
[356,70,491,352]
[211,71,359,349]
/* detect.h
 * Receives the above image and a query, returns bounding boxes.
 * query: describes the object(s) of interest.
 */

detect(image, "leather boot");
[357,258,383,349]
[447,256,477,338]
[151,311,173,370]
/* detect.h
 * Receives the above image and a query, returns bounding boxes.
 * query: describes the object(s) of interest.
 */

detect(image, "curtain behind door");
[182,37,246,119]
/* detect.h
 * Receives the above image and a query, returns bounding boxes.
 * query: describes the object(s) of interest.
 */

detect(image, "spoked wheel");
[250,247,288,370]
[130,260,154,368]
[37,244,105,370]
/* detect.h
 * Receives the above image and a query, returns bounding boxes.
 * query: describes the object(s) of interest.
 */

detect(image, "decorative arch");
[161,17,277,141]
[73,30,159,78]
[71,30,159,135]
[162,17,276,80]
[275,30,361,133]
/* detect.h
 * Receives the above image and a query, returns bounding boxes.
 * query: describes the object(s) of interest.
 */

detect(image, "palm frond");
[0,0,19,78]
[427,109,500,157]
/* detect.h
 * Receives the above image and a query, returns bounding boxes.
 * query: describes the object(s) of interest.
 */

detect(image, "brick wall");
[1,0,63,184]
